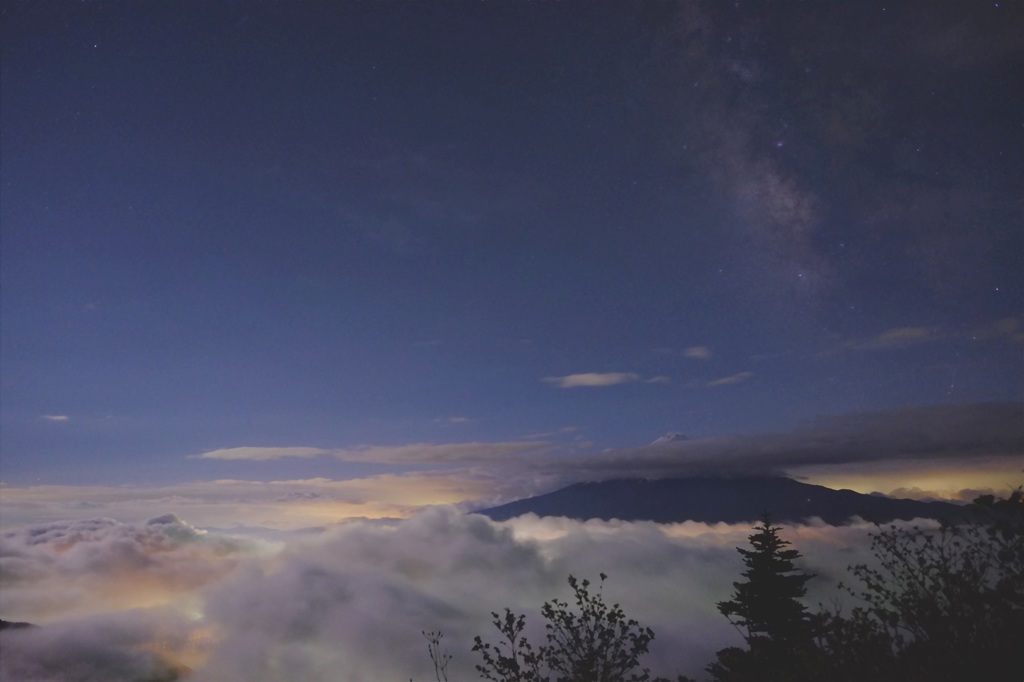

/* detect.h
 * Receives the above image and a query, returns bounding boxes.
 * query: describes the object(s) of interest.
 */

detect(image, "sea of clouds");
[0,506,916,682]
[3,403,1020,681]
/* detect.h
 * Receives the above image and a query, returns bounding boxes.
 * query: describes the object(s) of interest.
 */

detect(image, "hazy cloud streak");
[331,441,548,465]
[543,372,641,388]
[707,371,753,387]
[191,442,547,466]
[191,447,331,461]
[853,326,935,350]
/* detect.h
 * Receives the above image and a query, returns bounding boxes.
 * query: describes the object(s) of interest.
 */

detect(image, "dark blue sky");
[2,1,1021,486]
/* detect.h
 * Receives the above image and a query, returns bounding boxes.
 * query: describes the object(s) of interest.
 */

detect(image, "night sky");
[1,1,1022,493]
[1,3,1023,680]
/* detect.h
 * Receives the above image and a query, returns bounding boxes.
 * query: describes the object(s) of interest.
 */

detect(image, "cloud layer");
[0,609,197,682]
[545,403,1024,483]
[0,507,912,682]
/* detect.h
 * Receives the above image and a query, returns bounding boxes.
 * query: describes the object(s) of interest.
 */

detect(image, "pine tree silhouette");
[708,514,815,682]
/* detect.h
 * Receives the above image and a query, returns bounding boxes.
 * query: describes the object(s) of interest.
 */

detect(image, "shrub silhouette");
[472,574,666,682]
[815,489,1024,682]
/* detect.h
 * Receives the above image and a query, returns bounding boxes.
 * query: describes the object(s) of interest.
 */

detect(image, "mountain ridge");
[475,476,976,526]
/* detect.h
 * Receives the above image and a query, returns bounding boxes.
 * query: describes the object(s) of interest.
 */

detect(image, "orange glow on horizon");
[791,455,1022,501]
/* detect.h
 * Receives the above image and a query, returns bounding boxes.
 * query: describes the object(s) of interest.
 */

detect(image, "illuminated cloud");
[646,376,672,384]
[707,371,753,387]
[190,446,331,461]
[0,514,253,623]
[40,415,69,422]
[0,472,510,531]
[0,610,197,682]
[683,346,712,360]
[188,509,761,681]
[543,372,641,388]
[793,455,1024,502]
[0,506,925,682]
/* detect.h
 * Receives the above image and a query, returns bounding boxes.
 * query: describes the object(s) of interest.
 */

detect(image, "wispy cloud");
[853,326,934,350]
[331,442,546,465]
[828,318,1024,356]
[969,317,1024,343]
[543,372,641,388]
[191,447,331,461]
[707,371,753,387]
[191,442,547,466]
[522,426,581,440]
[40,415,70,422]
[646,376,672,384]
[683,346,712,360]
[435,416,473,426]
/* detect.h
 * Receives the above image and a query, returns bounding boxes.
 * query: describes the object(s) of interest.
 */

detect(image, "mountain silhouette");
[476,476,975,525]
[0,619,35,631]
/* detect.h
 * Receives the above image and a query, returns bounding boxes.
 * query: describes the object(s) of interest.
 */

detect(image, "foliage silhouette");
[815,488,1024,682]
[472,574,668,682]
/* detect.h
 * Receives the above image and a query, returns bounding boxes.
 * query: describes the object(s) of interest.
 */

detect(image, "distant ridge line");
[475,476,975,526]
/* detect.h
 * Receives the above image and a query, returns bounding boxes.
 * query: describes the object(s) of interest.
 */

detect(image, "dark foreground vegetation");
[422,489,1023,682]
